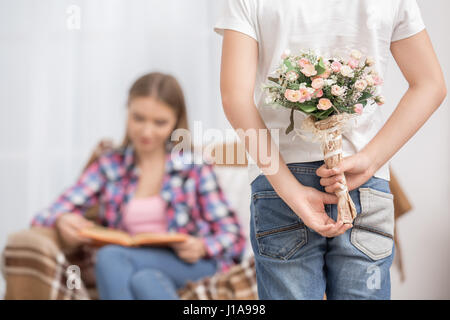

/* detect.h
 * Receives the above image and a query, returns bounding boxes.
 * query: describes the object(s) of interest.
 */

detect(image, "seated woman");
[30,72,246,300]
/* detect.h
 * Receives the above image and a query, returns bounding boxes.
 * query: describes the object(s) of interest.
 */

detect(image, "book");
[78,225,189,247]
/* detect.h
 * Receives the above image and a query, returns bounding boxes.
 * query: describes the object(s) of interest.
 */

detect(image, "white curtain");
[0,0,228,285]
[2,0,449,300]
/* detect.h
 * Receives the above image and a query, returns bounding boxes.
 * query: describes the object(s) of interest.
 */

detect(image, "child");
[214,0,446,299]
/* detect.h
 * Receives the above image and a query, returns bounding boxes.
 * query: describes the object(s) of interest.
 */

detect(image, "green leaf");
[315,57,326,75]
[298,103,316,113]
[314,108,334,120]
[288,83,300,90]
[285,60,296,72]
[358,91,372,102]
[356,91,372,107]
[285,108,295,135]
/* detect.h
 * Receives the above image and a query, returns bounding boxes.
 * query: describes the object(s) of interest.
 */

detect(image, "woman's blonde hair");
[81,72,191,220]
[120,71,189,148]
[83,72,191,171]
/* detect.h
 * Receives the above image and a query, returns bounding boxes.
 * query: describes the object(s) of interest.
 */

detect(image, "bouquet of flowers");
[263,48,385,224]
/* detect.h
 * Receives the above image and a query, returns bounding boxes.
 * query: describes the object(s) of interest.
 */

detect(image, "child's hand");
[169,235,207,264]
[287,184,352,237]
[316,152,375,193]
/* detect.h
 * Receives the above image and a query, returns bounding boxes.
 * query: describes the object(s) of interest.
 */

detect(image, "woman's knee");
[129,268,164,292]
[95,245,127,268]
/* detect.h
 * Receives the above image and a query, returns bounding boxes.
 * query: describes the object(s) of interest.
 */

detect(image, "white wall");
[382,0,450,300]
[0,0,229,298]
[0,0,448,299]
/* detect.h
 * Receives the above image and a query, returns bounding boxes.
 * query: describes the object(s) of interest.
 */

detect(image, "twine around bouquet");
[293,113,359,224]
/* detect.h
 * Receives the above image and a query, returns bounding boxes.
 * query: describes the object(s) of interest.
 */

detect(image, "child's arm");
[368,30,446,171]
[317,29,447,193]
[220,29,350,237]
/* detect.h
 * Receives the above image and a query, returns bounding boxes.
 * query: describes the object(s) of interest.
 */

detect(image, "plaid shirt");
[30,143,246,273]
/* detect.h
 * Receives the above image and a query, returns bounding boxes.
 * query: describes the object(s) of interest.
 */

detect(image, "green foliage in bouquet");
[263,49,385,134]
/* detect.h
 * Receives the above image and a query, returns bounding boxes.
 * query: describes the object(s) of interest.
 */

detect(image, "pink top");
[122,194,168,236]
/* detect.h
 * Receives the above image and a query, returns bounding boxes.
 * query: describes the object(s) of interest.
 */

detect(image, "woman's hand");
[55,213,94,249]
[169,235,207,264]
[286,184,352,237]
[316,152,376,193]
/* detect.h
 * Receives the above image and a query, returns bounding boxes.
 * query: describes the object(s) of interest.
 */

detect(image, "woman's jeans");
[250,161,395,300]
[95,245,217,300]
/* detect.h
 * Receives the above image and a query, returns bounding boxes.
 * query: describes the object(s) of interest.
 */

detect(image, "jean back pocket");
[350,187,395,261]
[252,190,307,260]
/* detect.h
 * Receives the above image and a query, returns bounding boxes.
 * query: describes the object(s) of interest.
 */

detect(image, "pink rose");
[354,103,364,114]
[284,89,301,102]
[348,58,359,69]
[317,98,333,110]
[311,78,325,89]
[373,75,384,86]
[301,64,317,77]
[331,61,342,73]
[298,58,311,68]
[298,88,312,102]
[319,67,331,79]
[313,89,323,98]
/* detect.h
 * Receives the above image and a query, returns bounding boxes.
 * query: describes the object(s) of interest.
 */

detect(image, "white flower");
[331,85,346,96]
[365,74,375,86]
[354,79,368,92]
[281,64,288,73]
[375,95,385,105]
[281,49,291,59]
[365,56,375,66]
[307,87,315,95]
[350,49,362,60]
[286,70,299,81]
[340,65,354,77]
[369,69,379,77]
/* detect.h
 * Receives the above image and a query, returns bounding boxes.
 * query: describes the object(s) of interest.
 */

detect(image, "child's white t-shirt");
[213,0,425,185]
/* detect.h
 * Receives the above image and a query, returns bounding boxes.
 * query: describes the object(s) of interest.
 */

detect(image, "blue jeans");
[94,245,218,300]
[250,161,395,300]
